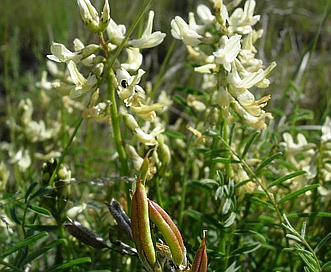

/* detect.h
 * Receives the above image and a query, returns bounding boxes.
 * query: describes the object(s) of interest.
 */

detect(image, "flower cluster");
[280,117,331,204]
[171,0,276,130]
[38,0,169,178]
[0,99,62,172]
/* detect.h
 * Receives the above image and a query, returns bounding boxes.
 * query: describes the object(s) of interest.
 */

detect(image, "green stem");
[49,118,83,187]
[108,74,129,176]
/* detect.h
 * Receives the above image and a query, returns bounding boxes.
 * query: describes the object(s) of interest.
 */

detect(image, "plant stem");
[108,74,129,176]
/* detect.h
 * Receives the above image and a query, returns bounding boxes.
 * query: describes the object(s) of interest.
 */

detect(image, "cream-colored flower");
[213,35,241,72]
[228,0,260,34]
[321,117,331,143]
[116,68,146,106]
[171,16,202,46]
[77,0,110,33]
[129,11,166,49]
[52,60,97,98]
[121,48,143,72]
[106,18,126,46]
[123,114,164,146]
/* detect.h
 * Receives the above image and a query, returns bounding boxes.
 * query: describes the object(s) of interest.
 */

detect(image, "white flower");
[116,68,146,106]
[36,71,52,90]
[52,60,97,98]
[125,144,144,171]
[129,11,166,49]
[123,114,164,146]
[321,117,331,142]
[171,16,202,46]
[194,63,217,74]
[228,0,260,34]
[77,0,110,33]
[47,41,99,65]
[197,4,215,25]
[232,100,272,130]
[47,42,81,63]
[106,18,126,45]
[228,60,267,89]
[121,48,143,71]
[282,133,316,153]
[213,35,241,72]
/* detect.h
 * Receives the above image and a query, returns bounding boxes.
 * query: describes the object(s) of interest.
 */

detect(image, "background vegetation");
[0,0,330,271]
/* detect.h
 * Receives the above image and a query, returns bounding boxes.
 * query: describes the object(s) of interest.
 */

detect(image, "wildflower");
[81,89,111,121]
[129,11,166,49]
[228,0,260,35]
[321,117,331,143]
[106,18,126,46]
[197,4,215,25]
[121,48,143,72]
[171,16,203,46]
[123,114,164,146]
[115,68,146,107]
[0,161,10,190]
[47,41,99,65]
[213,35,242,72]
[52,60,97,98]
[77,0,110,33]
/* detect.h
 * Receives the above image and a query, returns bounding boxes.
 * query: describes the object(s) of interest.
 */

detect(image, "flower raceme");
[171,0,276,130]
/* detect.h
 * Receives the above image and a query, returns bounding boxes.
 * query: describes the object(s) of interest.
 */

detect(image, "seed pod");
[65,218,110,249]
[131,179,157,268]
[148,199,185,266]
[106,198,133,240]
[192,232,208,272]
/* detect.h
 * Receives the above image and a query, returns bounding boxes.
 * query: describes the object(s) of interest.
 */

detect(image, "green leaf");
[249,197,275,211]
[212,157,241,164]
[277,184,319,204]
[173,95,197,118]
[28,205,52,217]
[30,185,54,200]
[230,242,261,256]
[322,261,331,269]
[25,182,38,202]
[163,130,186,140]
[174,86,205,96]
[314,232,331,254]
[10,207,21,225]
[1,232,48,258]
[25,224,58,232]
[21,239,67,265]
[254,152,283,174]
[224,212,236,228]
[287,212,331,219]
[241,131,260,159]
[267,170,306,189]
[47,257,91,272]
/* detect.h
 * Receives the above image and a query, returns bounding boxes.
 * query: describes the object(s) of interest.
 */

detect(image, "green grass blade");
[47,257,91,272]
[1,232,48,258]
[314,232,331,254]
[277,184,319,204]
[21,239,66,266]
